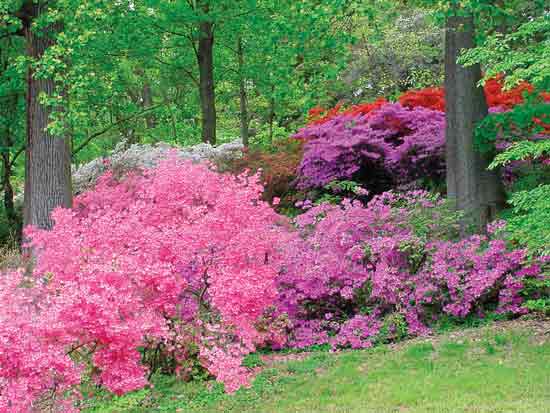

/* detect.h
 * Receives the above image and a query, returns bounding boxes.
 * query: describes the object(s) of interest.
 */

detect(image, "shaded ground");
[84,317,550,413]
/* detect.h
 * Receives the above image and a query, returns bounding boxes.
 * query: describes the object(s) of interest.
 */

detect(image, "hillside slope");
[84,318,550,413]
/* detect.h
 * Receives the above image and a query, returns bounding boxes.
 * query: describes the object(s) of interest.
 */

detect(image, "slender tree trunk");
[1,122,20,236]
[142,83,156,129]
[268,85,275,144]
[1,151,20,238]
[444,9,505,234]
[197,3,216,145]
[21,2,72,230]
[0,51,21,238]
[136,68,156,134]
[237,37,249,146]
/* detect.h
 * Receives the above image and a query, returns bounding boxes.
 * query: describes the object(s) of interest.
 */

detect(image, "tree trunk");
[197,3,216,145]
[142,82,156,130]
[1,135,20,237]
[268,85,275,144]
[0,50,21,239]
[21,3,72,230]
[237,37,249,146]
[444,9,505,235]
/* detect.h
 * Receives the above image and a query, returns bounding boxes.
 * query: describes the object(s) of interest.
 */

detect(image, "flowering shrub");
[226,139,303,209]
[396,76,541,112]
[1,157,293,411]
[278,191,543,349]
[306,98,387,126]
[483,75,535,109]
[72,139,244,195]
[0,271,82,413]
[398,87,445,111]
[294,103,446,190]
[297,75,550,191]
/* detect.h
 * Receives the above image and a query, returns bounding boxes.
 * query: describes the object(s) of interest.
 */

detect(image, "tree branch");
[72,104,164,155]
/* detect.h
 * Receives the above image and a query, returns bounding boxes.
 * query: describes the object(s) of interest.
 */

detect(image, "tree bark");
[0,47,21,238]
[444,9,505,235]
[197,2,216,145]
[20,2,72,230]
[142,82,156,130]
[1,136,20,238]
[268,85,275,144]
[237,37,249,146]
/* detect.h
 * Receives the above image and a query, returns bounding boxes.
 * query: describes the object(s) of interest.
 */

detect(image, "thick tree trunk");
[237,37,249,146]
[197,4,216,145]
[444,10,505,234]
[21,3,72,230]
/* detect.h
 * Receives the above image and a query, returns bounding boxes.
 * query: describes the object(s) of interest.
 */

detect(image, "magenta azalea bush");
[0,157,293,412]
[294,103,446,191]
[278,191,543,349]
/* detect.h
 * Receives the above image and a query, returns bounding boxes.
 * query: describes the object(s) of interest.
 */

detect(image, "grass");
[82,325,550,413]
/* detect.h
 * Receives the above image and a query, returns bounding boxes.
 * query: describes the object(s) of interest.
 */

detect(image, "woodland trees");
[0,0,356,233]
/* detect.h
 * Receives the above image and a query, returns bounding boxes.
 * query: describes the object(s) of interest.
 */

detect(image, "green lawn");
[83,323,550,413]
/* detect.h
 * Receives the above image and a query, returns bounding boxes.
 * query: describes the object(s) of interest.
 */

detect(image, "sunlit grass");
[83,327,550,413]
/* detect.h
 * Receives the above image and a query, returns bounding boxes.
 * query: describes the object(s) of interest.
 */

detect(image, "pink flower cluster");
[1,157,292,411]
[278,191,543,349]
[0,271,82,413]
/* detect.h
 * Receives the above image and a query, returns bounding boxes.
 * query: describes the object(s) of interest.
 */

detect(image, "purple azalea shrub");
[278,191,543,350]
[293,103,446,191]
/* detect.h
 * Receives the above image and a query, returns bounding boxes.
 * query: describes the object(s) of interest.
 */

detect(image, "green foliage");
[338,2,444,102]
[433,313,507,334]
[521,276,550,315]
[406,197,463,241]
[311,180,367,206]
[491,140,550,167]
[502,184,550,256]
[242,353,265,370]
[248,125,293,152]
[376,313,409,344]
[462,13,550,90]
[475,101,550,154]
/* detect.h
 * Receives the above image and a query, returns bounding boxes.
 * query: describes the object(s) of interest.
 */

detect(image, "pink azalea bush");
[1,156,293,411]
[278,191,544,349]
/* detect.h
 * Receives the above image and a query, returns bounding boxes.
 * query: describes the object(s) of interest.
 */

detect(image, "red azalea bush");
[277,191,544,349]
[483,75,535,109]
[307,76,545,122]
[0,157,295,411]
[394,76,541,112]
[398,87,445,111]
[306,98,387,126]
